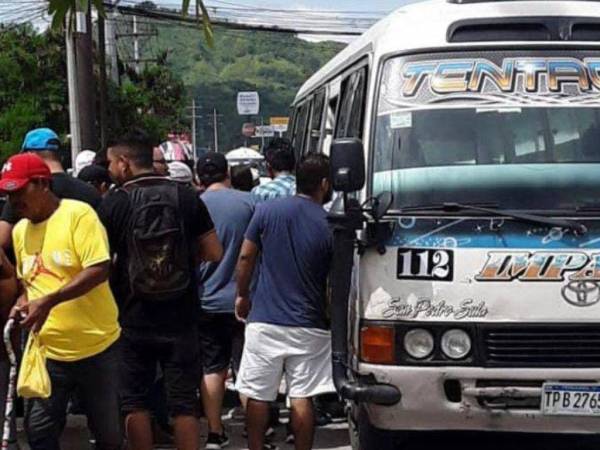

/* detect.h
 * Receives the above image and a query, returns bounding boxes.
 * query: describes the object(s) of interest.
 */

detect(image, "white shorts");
[235,323,335,402]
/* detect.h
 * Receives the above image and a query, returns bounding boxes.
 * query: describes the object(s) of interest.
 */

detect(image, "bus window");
[322,95,339,156]
[335,66,368,139]
[308,90,326,153]
[291,102,310,157]
[286,107,297,141]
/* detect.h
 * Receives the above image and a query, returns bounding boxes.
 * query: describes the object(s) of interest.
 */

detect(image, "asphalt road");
[15,411,351,450]
[14,409,600,450]
[15,414,600,450]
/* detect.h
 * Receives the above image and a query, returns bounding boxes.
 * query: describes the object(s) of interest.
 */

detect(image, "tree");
[0,25,188,161]
[109,63,188,144]
[150,26,344,151]
[0,25,68,160]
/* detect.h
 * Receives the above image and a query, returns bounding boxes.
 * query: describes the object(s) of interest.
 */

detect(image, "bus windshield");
[372,53,600,213]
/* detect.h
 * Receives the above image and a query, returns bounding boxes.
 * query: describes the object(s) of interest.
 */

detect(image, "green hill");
[152,25,345,151]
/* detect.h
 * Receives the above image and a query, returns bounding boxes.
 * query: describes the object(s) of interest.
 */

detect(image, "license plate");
[542,383,600,416]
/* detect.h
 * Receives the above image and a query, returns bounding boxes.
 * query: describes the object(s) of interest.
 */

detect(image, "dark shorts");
[198,313,245,375]
[120,327,200,418]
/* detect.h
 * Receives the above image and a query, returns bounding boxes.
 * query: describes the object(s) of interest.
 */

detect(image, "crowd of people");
[0,126,336,450]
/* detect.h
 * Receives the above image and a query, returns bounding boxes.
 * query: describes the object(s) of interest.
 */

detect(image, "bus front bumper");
[359,364,600,434]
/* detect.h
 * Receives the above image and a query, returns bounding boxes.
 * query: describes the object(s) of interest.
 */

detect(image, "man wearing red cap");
[0,153,122,450]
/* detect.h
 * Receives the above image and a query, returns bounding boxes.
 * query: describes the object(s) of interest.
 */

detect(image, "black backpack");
[122,177,191,302]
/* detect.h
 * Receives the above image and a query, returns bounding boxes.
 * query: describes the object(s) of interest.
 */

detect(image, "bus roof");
[295,0,600,102]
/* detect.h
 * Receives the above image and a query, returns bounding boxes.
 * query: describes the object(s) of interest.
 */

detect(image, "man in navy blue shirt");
[235,154,334,450]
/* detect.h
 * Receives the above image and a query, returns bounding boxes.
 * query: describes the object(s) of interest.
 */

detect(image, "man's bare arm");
[197,230,223,263]
[0,221,13,251]
[234,239,259,321]
[0,248,17,319]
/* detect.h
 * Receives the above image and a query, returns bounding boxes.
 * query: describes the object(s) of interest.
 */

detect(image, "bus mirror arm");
[328,205,402,407]
[361,192,395,255]
[332,352,401,406]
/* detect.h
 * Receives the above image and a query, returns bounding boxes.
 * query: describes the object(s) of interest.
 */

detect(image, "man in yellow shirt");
[0,153,122,450]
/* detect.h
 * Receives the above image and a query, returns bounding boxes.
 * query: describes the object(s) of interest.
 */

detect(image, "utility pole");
[133,14,140,74]
[260,116,265,150]
[76,1,97,152]
[66,1,97,167]
[213,108,219,153]
[66,23,81,161]
[191,99,197,162]
[98,11,108,150]
[117,15,158,70]
[105,0,119,84]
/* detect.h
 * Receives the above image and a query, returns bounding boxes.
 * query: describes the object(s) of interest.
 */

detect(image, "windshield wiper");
[401,202,587,235]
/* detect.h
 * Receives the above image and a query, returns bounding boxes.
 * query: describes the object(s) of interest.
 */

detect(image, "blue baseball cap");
[21,128,60,152]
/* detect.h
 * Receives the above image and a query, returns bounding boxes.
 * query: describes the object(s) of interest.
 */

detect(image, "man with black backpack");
[99,130,223,450]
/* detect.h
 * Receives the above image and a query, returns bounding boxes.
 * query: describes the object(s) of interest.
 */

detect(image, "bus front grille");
[482,325,600,367]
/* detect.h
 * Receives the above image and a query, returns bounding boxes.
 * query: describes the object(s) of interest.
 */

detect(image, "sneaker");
[243,426,275,438]
[205,432,230,449]
[285,423,294,444]
[315,408,333,427]
[263,443,279,450]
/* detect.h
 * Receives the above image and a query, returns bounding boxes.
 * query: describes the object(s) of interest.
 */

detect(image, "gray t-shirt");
[197,188,255,313]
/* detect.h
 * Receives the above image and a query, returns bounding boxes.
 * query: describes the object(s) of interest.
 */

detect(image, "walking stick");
[2,319,17,449]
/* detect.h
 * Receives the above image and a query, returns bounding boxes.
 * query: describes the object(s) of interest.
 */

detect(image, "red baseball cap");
[0,153,51,193]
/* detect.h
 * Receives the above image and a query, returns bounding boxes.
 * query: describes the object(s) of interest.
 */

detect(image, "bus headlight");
[403,329,434,359]
[441,329,471,360]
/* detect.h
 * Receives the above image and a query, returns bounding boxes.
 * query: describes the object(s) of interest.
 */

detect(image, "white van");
[290,0,600,447]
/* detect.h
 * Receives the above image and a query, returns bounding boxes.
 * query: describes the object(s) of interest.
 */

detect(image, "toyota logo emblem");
[562,281,600,307]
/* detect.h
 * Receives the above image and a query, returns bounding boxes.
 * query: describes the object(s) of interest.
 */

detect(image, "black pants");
[25,343,122,450]
[120,327,200,418]
[198,313,245,375]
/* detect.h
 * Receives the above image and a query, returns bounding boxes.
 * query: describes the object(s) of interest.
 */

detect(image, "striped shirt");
[251,174,296,203]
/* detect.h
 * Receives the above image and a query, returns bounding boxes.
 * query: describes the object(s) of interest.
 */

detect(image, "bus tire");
[348,409,360,450]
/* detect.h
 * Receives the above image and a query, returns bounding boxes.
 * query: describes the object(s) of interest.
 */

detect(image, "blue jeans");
[25,343,122,450]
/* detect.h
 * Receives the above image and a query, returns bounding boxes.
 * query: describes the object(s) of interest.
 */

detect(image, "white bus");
[290,0,600,448]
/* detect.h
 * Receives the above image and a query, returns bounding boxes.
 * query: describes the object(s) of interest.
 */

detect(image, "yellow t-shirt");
[13,199,121,362]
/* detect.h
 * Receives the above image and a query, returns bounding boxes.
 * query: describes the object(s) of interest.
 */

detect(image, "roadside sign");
[270,116,289,133]
[242,122,256,137]
[237,92,260,115]
[255,126,275,138]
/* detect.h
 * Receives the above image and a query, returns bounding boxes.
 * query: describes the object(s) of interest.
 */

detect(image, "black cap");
[78,164,111,185]
[197,152,228,178]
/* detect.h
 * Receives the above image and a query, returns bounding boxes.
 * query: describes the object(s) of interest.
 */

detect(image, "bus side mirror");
[330,138,365,193]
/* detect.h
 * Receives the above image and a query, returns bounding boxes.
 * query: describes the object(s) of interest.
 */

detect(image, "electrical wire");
[114,4,375,35]
[114,0,383,33]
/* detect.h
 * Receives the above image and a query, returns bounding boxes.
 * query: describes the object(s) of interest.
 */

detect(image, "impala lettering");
[476,251,600,282]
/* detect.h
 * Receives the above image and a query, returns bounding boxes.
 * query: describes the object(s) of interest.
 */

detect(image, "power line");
[113,0,381,33]
[0,5,46,25]
[112,4,369,36]
[117,0,387,16]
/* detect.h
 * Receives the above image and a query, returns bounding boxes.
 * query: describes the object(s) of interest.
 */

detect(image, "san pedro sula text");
[401,58,600,97]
